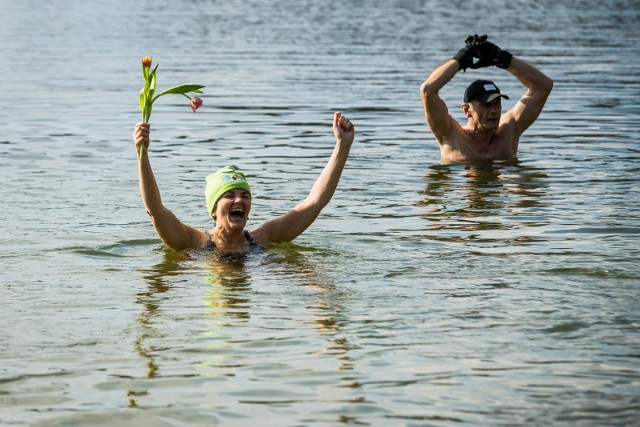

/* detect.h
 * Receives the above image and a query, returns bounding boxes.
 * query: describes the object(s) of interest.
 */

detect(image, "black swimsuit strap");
[243,230,257,247]
[207,230,257,249]
[206,231,216,249]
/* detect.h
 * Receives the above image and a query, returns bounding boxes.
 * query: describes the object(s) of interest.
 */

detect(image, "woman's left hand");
[333,111,355,145]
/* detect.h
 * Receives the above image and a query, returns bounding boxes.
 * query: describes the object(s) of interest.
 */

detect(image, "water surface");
[1,0,639,425]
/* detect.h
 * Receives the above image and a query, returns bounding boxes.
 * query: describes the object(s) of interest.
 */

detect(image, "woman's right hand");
[133,122,150,158]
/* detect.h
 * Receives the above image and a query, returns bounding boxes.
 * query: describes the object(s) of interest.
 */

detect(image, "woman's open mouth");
[229,206,245,222]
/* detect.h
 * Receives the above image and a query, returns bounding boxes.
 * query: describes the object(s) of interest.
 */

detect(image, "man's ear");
[461,103,471,117]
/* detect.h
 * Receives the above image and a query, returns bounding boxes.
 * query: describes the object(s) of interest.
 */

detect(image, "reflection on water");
[418,163,551,250]
[202,246,357,372]
[204,253,252,320]
[272,248,357,371]
[132,245,359,409]
[134,250,188,381]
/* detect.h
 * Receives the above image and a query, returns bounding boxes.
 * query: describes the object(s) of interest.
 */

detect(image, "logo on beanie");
[222,174,246,183]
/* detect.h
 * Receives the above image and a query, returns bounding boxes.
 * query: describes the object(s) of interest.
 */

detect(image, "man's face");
[467,97,502,131]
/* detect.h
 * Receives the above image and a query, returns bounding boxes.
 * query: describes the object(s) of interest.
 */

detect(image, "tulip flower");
[138,56,205,159]
[190,96,203,112]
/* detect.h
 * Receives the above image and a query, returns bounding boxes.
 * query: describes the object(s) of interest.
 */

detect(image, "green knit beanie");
[205,165,251,217]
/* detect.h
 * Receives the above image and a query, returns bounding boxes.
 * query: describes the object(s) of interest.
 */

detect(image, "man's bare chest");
[442,133,517,162]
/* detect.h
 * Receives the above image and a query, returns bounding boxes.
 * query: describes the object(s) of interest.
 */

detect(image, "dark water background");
[1,0,639,425]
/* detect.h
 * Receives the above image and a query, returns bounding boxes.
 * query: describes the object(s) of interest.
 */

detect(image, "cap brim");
[481,93,509,103]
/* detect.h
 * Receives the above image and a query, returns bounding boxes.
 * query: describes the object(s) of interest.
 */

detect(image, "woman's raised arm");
[134,122,205,251]
[252,112,355,245]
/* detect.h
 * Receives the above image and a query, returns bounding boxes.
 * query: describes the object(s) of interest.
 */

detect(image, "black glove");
[468,35,492,69]
[469,36,513,69]
[452,37,476,72]
[494,48,513,69]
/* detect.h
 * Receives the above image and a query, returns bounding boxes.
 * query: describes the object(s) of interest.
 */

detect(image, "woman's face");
[213,189,251,229]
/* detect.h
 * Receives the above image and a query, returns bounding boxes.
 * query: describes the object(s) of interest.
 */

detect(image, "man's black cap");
[464,80,509,103]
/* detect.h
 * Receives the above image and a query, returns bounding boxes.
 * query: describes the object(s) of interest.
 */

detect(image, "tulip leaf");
[139,89,146,116]
[142,101,152,123]
[148,65,159,80]
[146,66,158,93]
[153,84,205,101]
[150,72,158,93]
[143,77,151,97]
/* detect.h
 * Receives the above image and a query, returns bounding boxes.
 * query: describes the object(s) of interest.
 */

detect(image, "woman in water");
[132,112,355,253]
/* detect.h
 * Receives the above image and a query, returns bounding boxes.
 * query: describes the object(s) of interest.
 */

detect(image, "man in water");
[420,35,553,163]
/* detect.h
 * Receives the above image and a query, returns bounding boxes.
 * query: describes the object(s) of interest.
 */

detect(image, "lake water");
[1,0,639,425]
